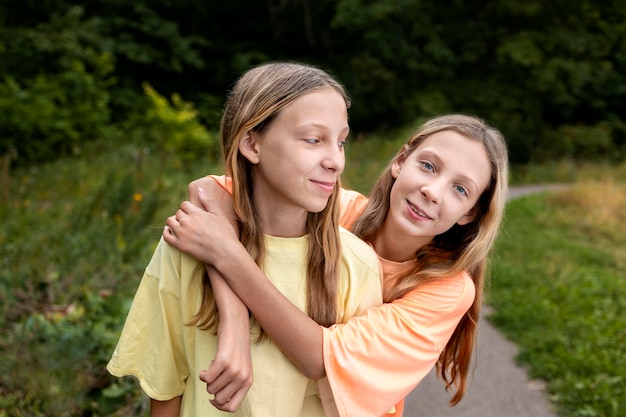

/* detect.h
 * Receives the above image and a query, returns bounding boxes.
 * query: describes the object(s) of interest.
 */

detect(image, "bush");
[125,83,219,165]
[0,58,113,164]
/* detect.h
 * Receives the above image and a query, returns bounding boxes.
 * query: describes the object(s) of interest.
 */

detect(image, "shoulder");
[400,271,475,315]
[338,226,380,273]
[338,188,368,229]
[145,237,205,295]
[339,187,367,208]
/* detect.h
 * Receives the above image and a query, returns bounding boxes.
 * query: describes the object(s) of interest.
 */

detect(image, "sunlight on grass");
[510,160,626,184]
[547,181,626,272]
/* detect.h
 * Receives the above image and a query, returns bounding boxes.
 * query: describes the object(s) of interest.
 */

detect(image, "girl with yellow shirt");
[107,62,383,417]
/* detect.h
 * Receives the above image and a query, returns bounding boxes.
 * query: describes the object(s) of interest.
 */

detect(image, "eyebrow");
[296,123,350,135]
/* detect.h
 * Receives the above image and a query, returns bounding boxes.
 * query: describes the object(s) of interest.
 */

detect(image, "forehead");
[273,87,348,126]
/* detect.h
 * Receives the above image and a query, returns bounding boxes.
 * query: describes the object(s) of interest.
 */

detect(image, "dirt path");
[507,184,569,200]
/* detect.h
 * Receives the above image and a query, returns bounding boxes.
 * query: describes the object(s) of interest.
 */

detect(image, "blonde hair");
[190,62,351,335]
[352,114,509,405]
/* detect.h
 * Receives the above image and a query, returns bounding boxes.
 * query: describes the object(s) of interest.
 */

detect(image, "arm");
[150,397,181,417]
[202,265,253,411]
[165,177,252,411]
[165,190,326,379]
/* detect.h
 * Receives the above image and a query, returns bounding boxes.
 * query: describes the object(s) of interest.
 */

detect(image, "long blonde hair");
[352,114,509,405]
[190,62,351,334]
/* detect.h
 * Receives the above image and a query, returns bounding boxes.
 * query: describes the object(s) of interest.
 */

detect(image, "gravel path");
[403,184,569,417]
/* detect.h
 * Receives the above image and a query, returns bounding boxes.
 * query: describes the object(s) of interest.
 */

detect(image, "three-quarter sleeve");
[322,272,475,417]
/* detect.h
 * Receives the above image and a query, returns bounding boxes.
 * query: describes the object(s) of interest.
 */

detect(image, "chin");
[307,201,330,213]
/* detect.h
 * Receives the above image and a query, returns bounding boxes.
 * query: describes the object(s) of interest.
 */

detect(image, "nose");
[421,181,442,204]
[322,143,345,173]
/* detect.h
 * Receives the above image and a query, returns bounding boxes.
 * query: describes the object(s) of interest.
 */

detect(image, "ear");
[238,131,261,164]
[457,206,478,226]
[391,144,410,179]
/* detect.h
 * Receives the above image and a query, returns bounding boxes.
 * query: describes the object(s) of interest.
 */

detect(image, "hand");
[199,308,253,412]
[163,188,240,265]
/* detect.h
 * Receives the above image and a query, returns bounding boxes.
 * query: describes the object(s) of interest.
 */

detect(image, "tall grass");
[0,142,220,416]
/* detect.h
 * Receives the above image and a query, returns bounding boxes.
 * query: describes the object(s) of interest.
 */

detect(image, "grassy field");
[1,133,624,416]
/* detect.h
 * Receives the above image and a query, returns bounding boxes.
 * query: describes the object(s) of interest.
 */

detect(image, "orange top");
[323,188,475,417]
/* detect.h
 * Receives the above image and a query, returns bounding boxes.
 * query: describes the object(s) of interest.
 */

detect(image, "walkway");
[403,185,568,416]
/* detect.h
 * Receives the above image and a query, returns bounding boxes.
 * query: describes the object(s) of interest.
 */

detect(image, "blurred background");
[1,1,624,416]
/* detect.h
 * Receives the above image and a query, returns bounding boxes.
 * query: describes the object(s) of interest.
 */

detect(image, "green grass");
[1,131,625,416]
[489,184,626,417]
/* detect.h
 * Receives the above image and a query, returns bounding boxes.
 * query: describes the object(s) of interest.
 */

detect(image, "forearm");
[206,264,249,322]
[150,397,181,417]
[215,241,325,380]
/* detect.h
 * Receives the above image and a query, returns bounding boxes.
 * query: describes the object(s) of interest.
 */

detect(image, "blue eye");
[305,138,320,144]
[422,162,434,171]
[455,185,468,196]
[338,140,346,149]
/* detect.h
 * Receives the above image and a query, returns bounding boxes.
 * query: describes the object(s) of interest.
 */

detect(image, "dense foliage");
[1,0,625,166]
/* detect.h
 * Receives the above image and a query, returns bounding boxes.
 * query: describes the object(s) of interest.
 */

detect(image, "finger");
[175,208,185,223]
[200,365,226,394]
[180,200,195,213]
[165,215,177,228]
[222,385,249,411]
[211,382,238,408]
[209,383,250,412]
[202,363,231,395]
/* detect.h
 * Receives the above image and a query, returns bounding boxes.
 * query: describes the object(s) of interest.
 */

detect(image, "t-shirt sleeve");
[338,188,368,230]
[207,174,232,193]
[322,272,475,417]
[107,238,190,400]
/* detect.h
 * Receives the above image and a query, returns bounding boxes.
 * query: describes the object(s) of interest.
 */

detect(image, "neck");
[373,222,430,262]
[259,208,308,237]
[252,194,308,238]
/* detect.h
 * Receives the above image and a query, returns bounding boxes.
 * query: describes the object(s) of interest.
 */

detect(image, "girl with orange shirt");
[164,114,509,416]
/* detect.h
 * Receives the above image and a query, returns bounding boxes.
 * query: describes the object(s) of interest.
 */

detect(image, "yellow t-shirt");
[322,188,475,417]
[107,206,382,416]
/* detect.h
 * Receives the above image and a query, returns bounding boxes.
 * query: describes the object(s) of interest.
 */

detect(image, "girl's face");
[383,130,491,255]
[240,87,349,229]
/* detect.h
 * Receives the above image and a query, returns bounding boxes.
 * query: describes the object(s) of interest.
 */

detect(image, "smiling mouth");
[408,202,432,219]
[312,180,336,192]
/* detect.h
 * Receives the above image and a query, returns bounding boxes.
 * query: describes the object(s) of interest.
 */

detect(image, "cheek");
[392,171,416,195]
[388,183,403,208]
[337,154,346,173]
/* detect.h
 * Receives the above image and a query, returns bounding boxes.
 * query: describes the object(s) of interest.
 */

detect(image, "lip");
[311,179,336,193]
[406,200,432,220]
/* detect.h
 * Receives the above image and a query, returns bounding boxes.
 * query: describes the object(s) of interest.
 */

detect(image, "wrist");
[218,300,250,322]
[213,239,249,274]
